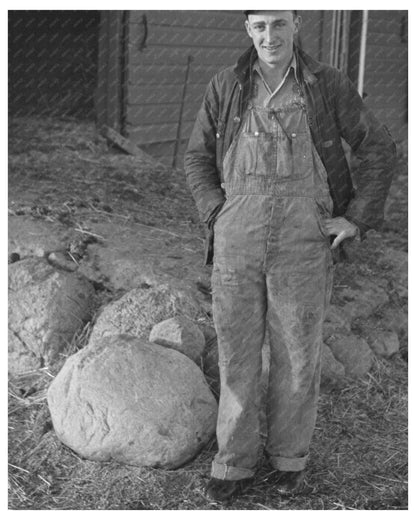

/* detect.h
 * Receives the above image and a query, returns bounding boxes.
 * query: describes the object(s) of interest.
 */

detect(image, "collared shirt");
[244,53,306,136]
[252,53,299,107]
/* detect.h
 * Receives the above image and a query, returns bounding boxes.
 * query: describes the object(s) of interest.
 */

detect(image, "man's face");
[245,11,300,68]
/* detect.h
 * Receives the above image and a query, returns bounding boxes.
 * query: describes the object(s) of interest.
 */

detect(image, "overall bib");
[211,68,334,480]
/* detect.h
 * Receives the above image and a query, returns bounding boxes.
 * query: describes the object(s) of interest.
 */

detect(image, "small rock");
[336,277,389,321]
[321,343,346,386]
[149,316,205,365]
[47,335,217,469]
[8,252,20,264]
[326,333,375,377]
[380,306,408,336]
[366,330,400,358]
[48,252,78,272]
[8,215,78,258]
[323,304,351,340]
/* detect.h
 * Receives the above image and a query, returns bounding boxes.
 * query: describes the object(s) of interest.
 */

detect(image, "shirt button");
[216,133,220,138]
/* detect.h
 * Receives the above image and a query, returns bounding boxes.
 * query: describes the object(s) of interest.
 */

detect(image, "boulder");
[8,257,95,374]
[326,333,375,377]
[366,330,400,358]
[47,335,217,469]
[335,277,389,321]
[88,284,202,345]
[149,316,205,365]
[320,343,346,386]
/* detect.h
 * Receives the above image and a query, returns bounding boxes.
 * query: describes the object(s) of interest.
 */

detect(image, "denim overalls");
[211,62,334,480]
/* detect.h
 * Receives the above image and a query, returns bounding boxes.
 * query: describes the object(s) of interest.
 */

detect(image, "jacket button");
[291,132,297,138]
[233,116,240,123]
[254,131,259,137]
[216,133,220,138]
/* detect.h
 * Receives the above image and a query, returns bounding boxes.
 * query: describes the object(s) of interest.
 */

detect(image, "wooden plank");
[365,44,407,61]
[126,121,195,145]
[103,126,162,164]
[129,21,247,49]
[129,10,247,30]
[126,83,205,105]
[127,63,223,86]
[126,44,245,66]
[95,11,124,132]
[125,101,203,126]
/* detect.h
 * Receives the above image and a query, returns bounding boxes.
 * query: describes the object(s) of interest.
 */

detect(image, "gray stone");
[323,304,352,340]
[366,330,400,358]
[8,257,95,374]
[149,316,205,365]
[47,335,217,469]
[326,334,375,377]
[377,248,408,299]
[8,215,77,259]
[321,343,346,385]
[89,284,202,345]
[336,277,389,321]
[380,306,408,335]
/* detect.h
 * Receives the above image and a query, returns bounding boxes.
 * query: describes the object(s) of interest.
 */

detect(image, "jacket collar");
[234,44,322,87]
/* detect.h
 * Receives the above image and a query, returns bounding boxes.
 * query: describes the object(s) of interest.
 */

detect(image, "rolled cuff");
[211,461,256,481]
[268,454,309,472]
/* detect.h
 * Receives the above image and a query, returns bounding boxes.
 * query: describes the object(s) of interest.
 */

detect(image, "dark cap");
[244,10,298,17]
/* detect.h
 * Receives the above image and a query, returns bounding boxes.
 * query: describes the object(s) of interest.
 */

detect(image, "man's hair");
[244,10,298,18]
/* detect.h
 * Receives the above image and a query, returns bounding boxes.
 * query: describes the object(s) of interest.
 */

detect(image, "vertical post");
[357,10,369,97]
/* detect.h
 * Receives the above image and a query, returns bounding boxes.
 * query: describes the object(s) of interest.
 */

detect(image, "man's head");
[244,11,301,69]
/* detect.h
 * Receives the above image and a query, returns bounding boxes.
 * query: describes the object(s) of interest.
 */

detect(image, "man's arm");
[334,73,397,233]
[184,78,226,225]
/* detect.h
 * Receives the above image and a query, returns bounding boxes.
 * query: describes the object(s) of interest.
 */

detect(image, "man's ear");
[294,15,302,34]
[245,20,252,39]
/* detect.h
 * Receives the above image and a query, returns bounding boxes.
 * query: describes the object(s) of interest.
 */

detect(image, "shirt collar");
[253,53,299,84]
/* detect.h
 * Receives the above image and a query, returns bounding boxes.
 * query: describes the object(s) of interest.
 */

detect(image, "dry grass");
[8,116,408,510]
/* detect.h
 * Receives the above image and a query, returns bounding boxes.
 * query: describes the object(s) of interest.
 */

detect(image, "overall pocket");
[284,131,312,180]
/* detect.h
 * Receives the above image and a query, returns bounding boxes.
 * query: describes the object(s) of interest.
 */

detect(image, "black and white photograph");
[7,2,409,511]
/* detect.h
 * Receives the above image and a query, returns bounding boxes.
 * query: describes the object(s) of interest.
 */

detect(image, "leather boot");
[205,477,252,502]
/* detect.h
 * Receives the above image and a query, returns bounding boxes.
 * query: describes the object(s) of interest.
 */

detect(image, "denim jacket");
[184,45,397,264]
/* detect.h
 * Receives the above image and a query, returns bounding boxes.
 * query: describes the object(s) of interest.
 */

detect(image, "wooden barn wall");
[123,10,326,165]
[363,10,408,142]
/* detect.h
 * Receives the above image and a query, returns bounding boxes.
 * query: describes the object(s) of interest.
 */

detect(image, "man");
[184,11,396,502]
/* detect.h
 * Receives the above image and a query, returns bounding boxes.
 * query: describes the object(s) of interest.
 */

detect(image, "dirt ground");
[8,116,408,510]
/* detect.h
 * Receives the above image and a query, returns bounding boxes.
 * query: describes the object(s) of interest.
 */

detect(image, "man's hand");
[324,217,359,249]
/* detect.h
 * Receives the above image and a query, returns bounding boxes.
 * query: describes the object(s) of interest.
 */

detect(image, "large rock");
[8,257,95,374]
[326,333,375,377]
[47,335,217,468]
[335,277,389,321]
[149,316,205,365]
[88,284,202,345]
